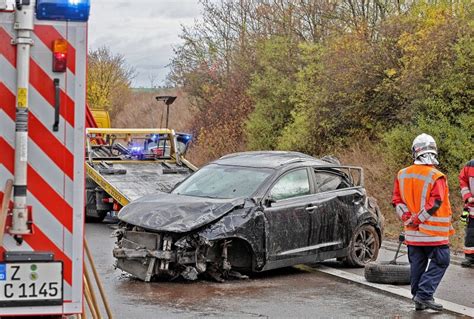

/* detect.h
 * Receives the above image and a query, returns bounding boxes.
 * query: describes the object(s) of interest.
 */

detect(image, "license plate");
[0,261,63,307]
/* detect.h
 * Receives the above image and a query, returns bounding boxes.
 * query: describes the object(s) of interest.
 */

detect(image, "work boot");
[415,301,427,311]
[413,296,443,311]
[461,258,474,268]
[412,296,427,311]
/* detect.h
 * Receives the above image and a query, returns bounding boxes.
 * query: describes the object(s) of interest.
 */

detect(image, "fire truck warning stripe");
[0,112,75,207]
[0,83,15,119]
[1,232,34,252]
[30,59,75,126]
[34,24,76,74]
[0,82,75,180]
[23,226,73,285]
[29,116,74,180]
[0,138,74,233]
[0,71,75,153]
[1,24,76,96]
[27,167,73,233]
[30,33,78,101]
[0,27,76,127]
[0,26,15,64]
[0,163,74,261]
[0,138,14,172]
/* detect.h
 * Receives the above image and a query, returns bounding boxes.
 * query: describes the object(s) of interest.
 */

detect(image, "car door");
[263,168,313,261]
[308,169,354,252]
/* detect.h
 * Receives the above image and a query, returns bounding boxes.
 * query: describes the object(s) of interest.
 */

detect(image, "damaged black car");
[113,151,384,282]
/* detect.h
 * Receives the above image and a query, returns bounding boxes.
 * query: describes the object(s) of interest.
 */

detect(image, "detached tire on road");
[364,261,410,285]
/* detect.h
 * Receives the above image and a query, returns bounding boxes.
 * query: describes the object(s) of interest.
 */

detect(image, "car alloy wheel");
[346,224,380,267]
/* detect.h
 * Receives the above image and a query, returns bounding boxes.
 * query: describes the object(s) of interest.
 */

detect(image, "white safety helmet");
[412,133,438,160]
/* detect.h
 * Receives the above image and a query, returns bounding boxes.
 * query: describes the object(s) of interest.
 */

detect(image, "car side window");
[270,169,310,201]
[313,170,349,193]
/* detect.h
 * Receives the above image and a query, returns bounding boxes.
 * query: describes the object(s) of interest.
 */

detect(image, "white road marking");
[299,264,474,317]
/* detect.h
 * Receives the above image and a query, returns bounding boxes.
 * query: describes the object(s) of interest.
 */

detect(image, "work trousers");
[408,245,450,301]
[465,217,474,260]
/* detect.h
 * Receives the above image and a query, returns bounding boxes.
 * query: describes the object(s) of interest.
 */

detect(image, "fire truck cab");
[0,0,89,316]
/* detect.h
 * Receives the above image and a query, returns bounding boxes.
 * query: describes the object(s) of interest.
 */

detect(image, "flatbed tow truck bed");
[86,161,193,206]
[85,128,196,220]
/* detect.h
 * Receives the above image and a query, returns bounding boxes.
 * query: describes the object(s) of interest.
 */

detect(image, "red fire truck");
[0,0,89,316]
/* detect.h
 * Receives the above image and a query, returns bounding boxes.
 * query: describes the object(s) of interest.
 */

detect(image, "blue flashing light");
[129,146,144,156]
[178,133,192,143]
[36,0,91,22]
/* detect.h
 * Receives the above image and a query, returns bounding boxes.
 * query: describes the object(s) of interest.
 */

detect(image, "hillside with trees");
[169,0,473,246]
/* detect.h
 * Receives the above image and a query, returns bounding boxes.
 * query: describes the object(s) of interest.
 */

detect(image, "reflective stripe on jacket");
[397,165,454,245]
[459,160,474,214]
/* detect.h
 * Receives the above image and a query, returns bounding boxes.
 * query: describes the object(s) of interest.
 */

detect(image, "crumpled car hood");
[118,193,245,233]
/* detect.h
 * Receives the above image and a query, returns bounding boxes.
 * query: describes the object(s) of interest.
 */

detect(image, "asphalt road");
[85,222,467,318]
[323,245,474,310]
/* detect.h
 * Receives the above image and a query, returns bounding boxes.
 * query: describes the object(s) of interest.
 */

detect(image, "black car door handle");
[305,205,317,211]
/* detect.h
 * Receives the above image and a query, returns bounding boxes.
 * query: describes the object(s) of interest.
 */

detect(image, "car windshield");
[172,164,273,199]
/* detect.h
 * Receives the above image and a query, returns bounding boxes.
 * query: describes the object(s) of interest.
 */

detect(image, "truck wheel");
[345,224,380,267]
[364,261,411,285]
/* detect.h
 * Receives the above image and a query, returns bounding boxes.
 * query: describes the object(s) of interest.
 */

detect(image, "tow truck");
[85,128,197,221]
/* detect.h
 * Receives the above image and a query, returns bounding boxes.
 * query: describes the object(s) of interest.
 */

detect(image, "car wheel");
[345,224,380,267]
[364,261,411,285]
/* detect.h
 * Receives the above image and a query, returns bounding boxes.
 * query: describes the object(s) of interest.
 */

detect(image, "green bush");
[382,114,473,180]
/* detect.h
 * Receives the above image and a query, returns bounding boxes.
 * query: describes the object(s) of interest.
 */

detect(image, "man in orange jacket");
[392,133,454,312]
[459,160,474,267]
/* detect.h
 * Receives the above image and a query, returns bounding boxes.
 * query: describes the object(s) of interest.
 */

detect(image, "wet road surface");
[324,246,474,309]
[86,223,464,318]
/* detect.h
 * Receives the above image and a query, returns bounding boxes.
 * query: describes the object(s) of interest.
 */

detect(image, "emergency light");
[52,38,67,72]
[36,0,90,22]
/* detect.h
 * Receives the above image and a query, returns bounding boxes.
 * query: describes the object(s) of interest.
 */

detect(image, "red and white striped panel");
[0,12,86,316]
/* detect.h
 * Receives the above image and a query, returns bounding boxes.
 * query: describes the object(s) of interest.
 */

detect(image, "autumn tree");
[87,46,135,119]
[171,0,472,170]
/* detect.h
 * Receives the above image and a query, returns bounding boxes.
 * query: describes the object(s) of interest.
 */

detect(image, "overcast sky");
[88,0,203,88]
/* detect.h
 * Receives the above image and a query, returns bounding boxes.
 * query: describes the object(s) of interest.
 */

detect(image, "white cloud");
[88,0,202,87]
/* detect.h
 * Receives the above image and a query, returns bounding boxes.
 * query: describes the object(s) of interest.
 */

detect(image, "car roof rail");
[279,158,307,166]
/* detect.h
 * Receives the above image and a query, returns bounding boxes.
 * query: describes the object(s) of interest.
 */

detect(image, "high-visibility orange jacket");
[459,160,474,214]
[393,164,454,246]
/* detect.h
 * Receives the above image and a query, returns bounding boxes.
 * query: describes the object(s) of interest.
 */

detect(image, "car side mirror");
[263,196,276,207]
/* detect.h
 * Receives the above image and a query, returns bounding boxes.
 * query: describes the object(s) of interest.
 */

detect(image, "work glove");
[460,210,469,225]
[401,212,412,223]
[411,214,422,226]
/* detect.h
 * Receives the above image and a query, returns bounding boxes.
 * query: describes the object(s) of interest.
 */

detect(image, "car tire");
[345,224,380,267]
[364,261,411,285]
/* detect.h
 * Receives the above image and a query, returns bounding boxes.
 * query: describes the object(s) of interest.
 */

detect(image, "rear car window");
[270,169,310,200]
[314,170,350,192]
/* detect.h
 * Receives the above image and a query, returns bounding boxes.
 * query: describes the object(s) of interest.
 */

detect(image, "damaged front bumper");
[113,228,236,282]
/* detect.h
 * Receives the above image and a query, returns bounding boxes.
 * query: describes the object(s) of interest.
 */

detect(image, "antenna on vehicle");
[155,96,177,128]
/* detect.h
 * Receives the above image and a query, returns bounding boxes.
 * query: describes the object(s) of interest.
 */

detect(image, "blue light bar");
[177,133,192,144]
[36,0,90,22]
